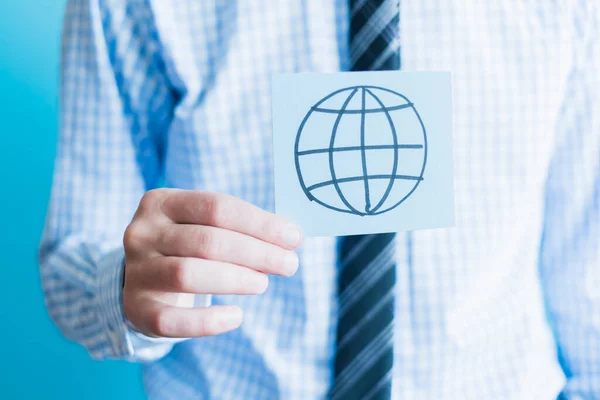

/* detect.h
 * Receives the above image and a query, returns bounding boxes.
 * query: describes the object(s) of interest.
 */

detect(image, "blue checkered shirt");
[40,1,600,399]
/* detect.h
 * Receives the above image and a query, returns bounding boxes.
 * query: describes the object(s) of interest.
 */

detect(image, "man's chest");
[150,4,573,397]
[158,1,569,214]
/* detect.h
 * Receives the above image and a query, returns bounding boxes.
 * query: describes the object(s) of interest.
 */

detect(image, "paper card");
[271,71,455,237]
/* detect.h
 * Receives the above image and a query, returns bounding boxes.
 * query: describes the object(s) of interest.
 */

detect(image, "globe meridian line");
[364,87,400,215]
[327,88,365,216]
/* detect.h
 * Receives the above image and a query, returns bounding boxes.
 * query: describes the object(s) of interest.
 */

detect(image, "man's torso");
[137,1,572,398]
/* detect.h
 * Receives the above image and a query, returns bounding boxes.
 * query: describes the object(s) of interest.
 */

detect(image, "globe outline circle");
[294,85,428,216]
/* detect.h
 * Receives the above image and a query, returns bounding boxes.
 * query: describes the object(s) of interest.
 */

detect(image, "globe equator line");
[306,174,424,192]
[296,144,423,156]
[311,102,413,114]
[365,88,400,215]
[328,88,363,215]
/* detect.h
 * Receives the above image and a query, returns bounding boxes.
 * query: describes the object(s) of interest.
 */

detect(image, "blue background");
[0,2,145,399]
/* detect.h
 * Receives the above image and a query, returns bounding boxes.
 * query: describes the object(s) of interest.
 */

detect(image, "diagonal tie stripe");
[350,0,385,36]
[362,370,394,400]
[337,286,395,350]
[352,14,400,71]
[332,324,394,399]
[339,350,394,400]
[339,233,395,292]
[335,284,395,369]
[337,265,395,340]
[332,234,397,399]
[332,1,400,398]
[368,38,401,71]
[338,239,395,313]
[349,0,399,68]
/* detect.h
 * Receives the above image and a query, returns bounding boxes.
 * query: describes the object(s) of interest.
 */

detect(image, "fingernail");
[282,224,302,247]
[219,308,243,330]
[284,252,299,275]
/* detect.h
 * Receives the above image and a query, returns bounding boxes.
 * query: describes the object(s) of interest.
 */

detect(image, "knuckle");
[150,309,174,337]
[138,189,164,213]
[207,195,237,227]
[194,317,210,337]
[169,260,191,291]
[123,222,149,253]
[259,218,278,241]
[155,224,173,248]
[197,230,221,259]
[203,194,220,223]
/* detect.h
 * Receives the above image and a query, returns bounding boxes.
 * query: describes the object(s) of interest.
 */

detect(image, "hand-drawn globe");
[294,85,427,216]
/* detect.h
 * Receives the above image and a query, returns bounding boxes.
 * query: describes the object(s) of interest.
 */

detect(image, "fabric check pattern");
[332,1,400,399]
[40,1,600,399]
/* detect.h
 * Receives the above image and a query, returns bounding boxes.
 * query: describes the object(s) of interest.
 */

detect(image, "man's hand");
[122,189,302,338]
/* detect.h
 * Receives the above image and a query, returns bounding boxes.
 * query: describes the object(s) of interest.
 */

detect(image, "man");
[40,0,599,399]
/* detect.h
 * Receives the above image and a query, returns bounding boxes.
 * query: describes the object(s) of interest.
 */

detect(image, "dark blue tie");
[331,1,400,399]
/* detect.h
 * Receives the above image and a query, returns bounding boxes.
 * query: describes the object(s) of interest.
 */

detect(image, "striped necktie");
[330,1,400,399]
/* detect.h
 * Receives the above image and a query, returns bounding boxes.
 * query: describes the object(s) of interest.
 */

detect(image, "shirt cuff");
[96,247,212,362]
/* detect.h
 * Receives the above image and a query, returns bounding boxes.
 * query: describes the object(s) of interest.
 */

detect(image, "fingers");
[156,224,299,276]
[136,257,269,295]
[139,302,244,338]
[124,189,301,339]
[161,190,302,250]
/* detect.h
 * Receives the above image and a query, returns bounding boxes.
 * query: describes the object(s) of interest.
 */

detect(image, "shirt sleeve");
[39,0,199,362]
[539,4,600,398]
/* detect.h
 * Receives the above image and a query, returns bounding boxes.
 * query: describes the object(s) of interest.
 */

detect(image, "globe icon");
[294,85,427,216]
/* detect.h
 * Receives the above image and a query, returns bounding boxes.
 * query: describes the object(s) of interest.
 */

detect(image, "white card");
[272,71,455,236]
